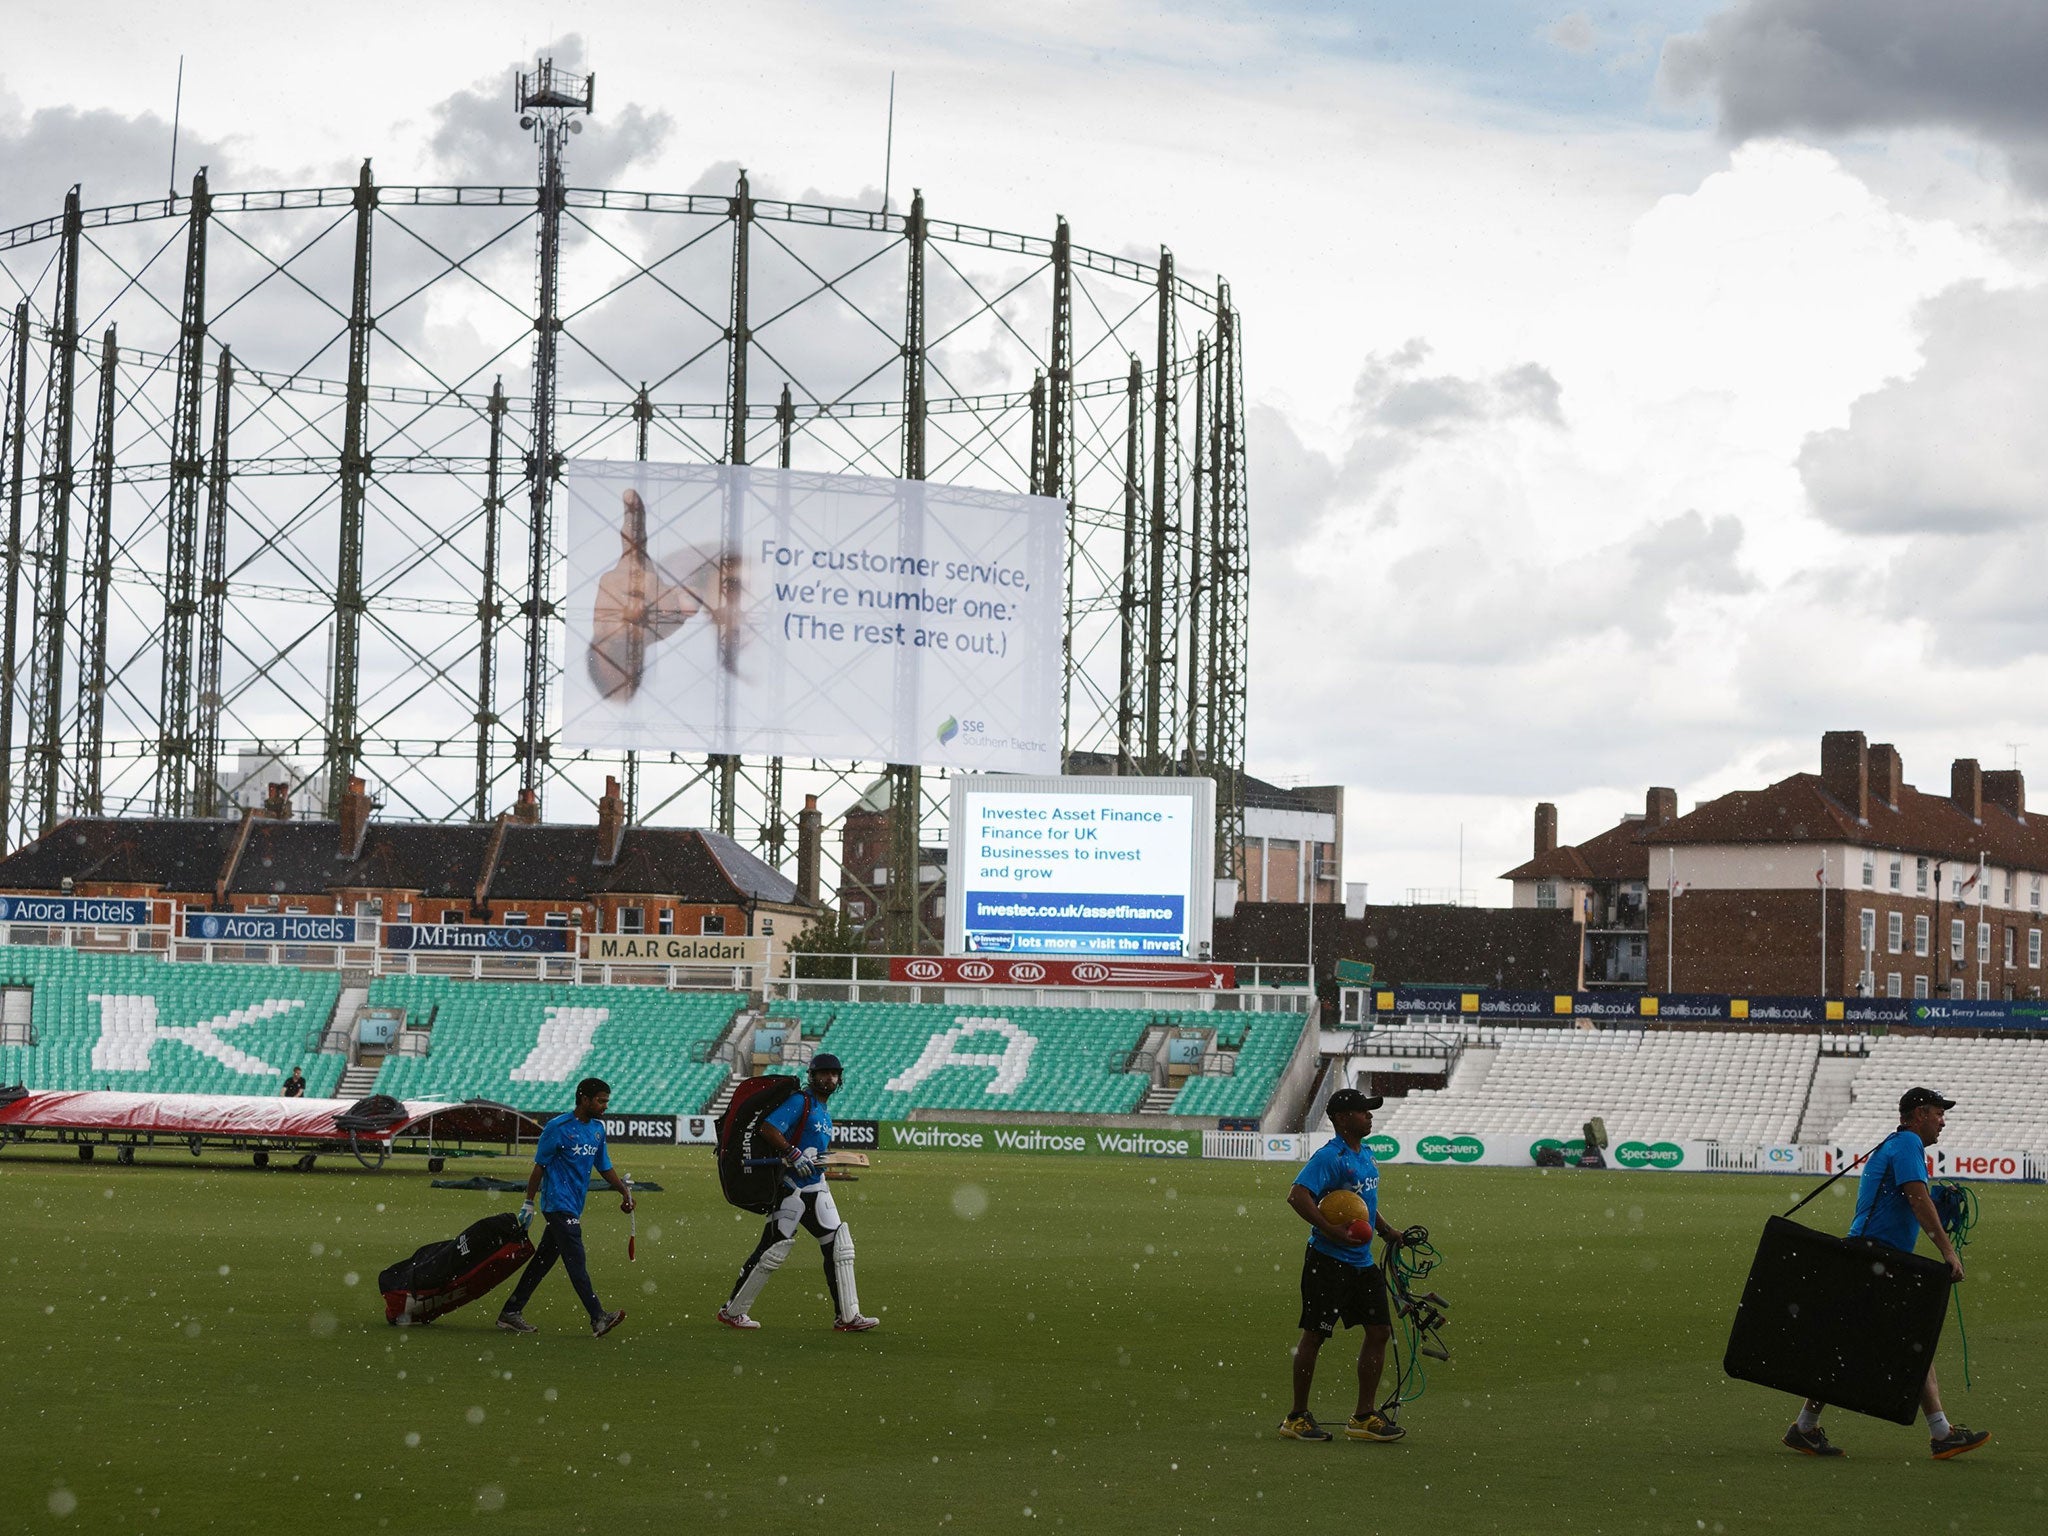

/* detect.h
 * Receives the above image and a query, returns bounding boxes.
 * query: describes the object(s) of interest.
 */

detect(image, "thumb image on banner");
[560,462,1065,774]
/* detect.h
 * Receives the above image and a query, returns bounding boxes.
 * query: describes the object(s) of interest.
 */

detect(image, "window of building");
[1861,855,1874,888]
[619,907,645,934]
[702,912,725,934]
[1913,975,1929,999]
[1887,912,1903,954]
[502,911,527,926]
[1950,978,1965,999]
[1536,882,1557,909]
[1888,857,1902,891]
[1916,857,1929,894]
[544,912,570,928]
[2006,872,2016,905]
[760,918,775,936]
[1859,909,1876,952]
[1886,972,1902,998]
[1951,919,1966,961]
[441,910,462,925]
[2033,876,2043,912]
[1914,915,1929,957]
[355,897,383,918]
[2005,927,2016,967]
[1978,921,1991,963]
[2032,929,2042,969]
[1978,981,1991,1001]
[658,909,674,935]
[396,902,413,922]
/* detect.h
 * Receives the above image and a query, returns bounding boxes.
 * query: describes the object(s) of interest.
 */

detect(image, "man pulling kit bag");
[379,1212,534,1326]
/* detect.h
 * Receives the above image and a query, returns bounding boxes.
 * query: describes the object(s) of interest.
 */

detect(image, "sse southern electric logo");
[937,715,960,745]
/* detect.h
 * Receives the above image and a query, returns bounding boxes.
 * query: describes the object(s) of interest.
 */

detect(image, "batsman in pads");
[718,1053,879,1332]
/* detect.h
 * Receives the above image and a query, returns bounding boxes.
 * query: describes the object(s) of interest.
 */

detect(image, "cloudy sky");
[7,1,2048,902]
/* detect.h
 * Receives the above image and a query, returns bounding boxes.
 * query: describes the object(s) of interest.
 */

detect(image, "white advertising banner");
[560,462,1065,772]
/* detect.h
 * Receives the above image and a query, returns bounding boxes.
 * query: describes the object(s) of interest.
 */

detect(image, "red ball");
[1347,1218,1373,1243]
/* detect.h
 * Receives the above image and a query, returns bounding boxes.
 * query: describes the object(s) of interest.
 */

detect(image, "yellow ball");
[1318,1189,1368,1227]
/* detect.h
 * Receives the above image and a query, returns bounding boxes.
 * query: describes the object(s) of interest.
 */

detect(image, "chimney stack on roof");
[1534,802,1558,857]
[338,775,374,861]
[1984,768,2026,821]
[1645,786,1677,827]
[1868,742,1903,809]
[596,774,626,865]
[797,793,823,906]
[1820,730,1869,822]
[514,788,541,826]
[263,782,293,821]
[1951,758,1983,823]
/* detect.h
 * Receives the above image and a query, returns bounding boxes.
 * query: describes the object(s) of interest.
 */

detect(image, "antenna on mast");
[168,56,185,196]
[883,72,896,213]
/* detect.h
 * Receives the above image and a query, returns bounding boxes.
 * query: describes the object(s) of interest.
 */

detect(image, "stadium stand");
[0,948,344,1096]
[1171,1013,1307,1118]
[1372,1028,1819,1145]
[792,1001,1158,1118]
[755,1001,1297,1120]
[364,976,745,1115]
[1820,1035,2048,1156]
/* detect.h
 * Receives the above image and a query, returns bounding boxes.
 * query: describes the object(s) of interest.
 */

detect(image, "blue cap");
[810,1053,843,1075]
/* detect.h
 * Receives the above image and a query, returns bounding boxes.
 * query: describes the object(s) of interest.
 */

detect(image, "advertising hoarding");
[183,912,358,944]
[558,461,1064,773]
[887,955,1234,988]
[383,925,571,953]
[0,895,152,926]
[945,776,1214,957]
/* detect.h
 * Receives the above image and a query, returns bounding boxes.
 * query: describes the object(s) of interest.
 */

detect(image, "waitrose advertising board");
[879,1120,1201,1158]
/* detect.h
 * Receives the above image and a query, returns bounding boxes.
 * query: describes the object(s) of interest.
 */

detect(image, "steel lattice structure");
[0,63,1249,946]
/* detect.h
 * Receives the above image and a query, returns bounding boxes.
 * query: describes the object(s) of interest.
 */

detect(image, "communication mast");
[514,58,594,809]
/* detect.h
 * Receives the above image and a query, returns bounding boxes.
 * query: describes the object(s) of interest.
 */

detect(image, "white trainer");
[716,1306,761,1330]
[832,1313,880,1332]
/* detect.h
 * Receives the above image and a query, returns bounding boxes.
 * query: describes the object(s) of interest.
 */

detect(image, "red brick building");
[1506,731,2047,1000]
[0,775,819,941]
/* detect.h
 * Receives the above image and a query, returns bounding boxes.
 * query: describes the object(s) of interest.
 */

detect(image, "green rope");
[1934,1181,1979,1391]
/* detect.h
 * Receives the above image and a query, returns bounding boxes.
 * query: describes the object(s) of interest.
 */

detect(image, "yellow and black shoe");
[1346,1413,1406,1443]
[1278,1412,1332,1442]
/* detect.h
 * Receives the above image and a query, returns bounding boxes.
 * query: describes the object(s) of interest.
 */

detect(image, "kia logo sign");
[1072,963,1108,982]
[1010,962,1046,982]
[959,960,995,981]
[903,959,943,981]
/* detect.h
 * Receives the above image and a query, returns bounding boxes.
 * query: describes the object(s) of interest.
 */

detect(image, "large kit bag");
[378,1211,534,1326]
[1723,1214,1951,1423]
[716,1074,811,1214]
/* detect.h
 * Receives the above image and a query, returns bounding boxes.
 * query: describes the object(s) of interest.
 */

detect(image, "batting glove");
[790,1147,821,1176]
[516,1201,535,1228]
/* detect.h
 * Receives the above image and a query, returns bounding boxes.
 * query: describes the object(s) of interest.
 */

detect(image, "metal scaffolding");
[0,55,1252,906]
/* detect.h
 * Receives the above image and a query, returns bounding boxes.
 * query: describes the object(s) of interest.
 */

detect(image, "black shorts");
[1298,1247,1389,1336]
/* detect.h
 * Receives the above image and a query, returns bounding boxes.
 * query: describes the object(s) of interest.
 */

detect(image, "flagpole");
[1977,851,1986,999]
[1819,849,1827,998]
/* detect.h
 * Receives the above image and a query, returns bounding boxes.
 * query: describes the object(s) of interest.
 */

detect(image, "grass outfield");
[5,1145,2045,1534]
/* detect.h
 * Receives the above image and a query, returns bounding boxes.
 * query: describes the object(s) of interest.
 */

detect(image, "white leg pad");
[833,1221,861,1321]
[729,1235,795,1315]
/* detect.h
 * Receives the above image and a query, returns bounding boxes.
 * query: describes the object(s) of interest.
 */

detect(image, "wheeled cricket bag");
[716,1074,811,1214]
[378,1211,534,1325]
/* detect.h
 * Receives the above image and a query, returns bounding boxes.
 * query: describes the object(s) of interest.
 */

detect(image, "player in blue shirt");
[1280,1088,1419,1445]
[496,1077,634,1337]
[1782,1087,1988,1461]
[719,1053,878,1332]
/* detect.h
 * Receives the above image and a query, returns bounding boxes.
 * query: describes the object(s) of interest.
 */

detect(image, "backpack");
[716,1074,812,1214]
